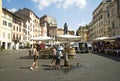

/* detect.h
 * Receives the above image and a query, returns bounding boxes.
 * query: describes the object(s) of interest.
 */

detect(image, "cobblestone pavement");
[0,49,120,81]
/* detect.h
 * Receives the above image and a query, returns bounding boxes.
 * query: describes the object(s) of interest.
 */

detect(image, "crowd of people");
[92,41,120,56]
[29,44,69,70]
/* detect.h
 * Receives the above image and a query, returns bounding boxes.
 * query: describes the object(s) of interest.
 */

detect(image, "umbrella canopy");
[106,35,120,40]
[30,36,53,41]
[92,37,110,41]
[56,34,82,41]
[30,37,39,41]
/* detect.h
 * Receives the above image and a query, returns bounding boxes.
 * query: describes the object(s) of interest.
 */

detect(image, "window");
[8,23,12,27]
[3,32,5,38]
[112,21,115,28]
[8,33,10,39]
[19,27,21,32]
[52,31,54,34]
[111,8,114,17]
[3,21,6,25]
[19,35,21,40]
[17,27,18,31]
[16,34,18,39]
[13,26,15,30]
[13,34,15,38]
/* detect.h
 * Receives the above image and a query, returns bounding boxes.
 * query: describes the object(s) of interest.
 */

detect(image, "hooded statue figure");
[64,23,68,34]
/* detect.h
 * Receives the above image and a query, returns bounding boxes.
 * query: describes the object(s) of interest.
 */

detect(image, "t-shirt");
[53,48,57,55]
[33,48,37,56]
[56,46,64,59]
[56,50,61,59]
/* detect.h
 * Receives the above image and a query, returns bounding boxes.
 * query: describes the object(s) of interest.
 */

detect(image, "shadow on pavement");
[44,68,56,70]
[92,53,120,62]
[42,64,56,70]
[20,66,30,69]
[18,56,33,59]
[42,64,81,73]
[42,64,54,67]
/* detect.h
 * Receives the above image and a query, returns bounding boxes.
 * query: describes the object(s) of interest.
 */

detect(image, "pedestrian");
[30,45,39,70]
[29,47,33,57]
[55,44,64,70]
[36,44,41,52]
[64,52,69,68]
[50,45,57,65]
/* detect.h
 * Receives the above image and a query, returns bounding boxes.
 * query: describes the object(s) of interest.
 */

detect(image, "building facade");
[68,30,74,35]
[57,28,64,35]
[89,0,120,41]
[0,6,75,49]
[40,15,57,38]
[107,0,120,36]
[76,26,88,42]
[0,0,2,38]
[40,15,47,36]
[15,8,41,45]
[12,14,24,49]
[48,26,57,39]
[0,0,2,48]
[88,0,112,41]
[1,8,12,49]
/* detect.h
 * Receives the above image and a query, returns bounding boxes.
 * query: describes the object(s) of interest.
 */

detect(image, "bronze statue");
[64,23,68,34]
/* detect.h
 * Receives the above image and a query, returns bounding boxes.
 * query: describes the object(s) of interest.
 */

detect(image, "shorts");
[56,59,61,65]
[52,55,56,59]
[33,55,38,62]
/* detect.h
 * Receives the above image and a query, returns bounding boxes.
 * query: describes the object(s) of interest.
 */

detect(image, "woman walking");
[30,45,39,70]
[50,45,57,65]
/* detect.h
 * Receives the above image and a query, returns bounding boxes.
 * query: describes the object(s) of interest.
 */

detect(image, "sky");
[2,0,102,32]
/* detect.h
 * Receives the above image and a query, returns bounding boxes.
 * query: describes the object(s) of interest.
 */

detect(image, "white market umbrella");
[30,36,53,41]
[56,34,82,41]
[106,35,120,40]
[92,37,110,41]
[30,36,53,48]
[38,36,53,41]
[30,37,39,41]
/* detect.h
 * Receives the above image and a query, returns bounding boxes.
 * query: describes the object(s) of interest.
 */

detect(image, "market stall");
[103,36,120,56]
[56,34,82,58]
[92,36,120,56]
[29,36,53,58]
